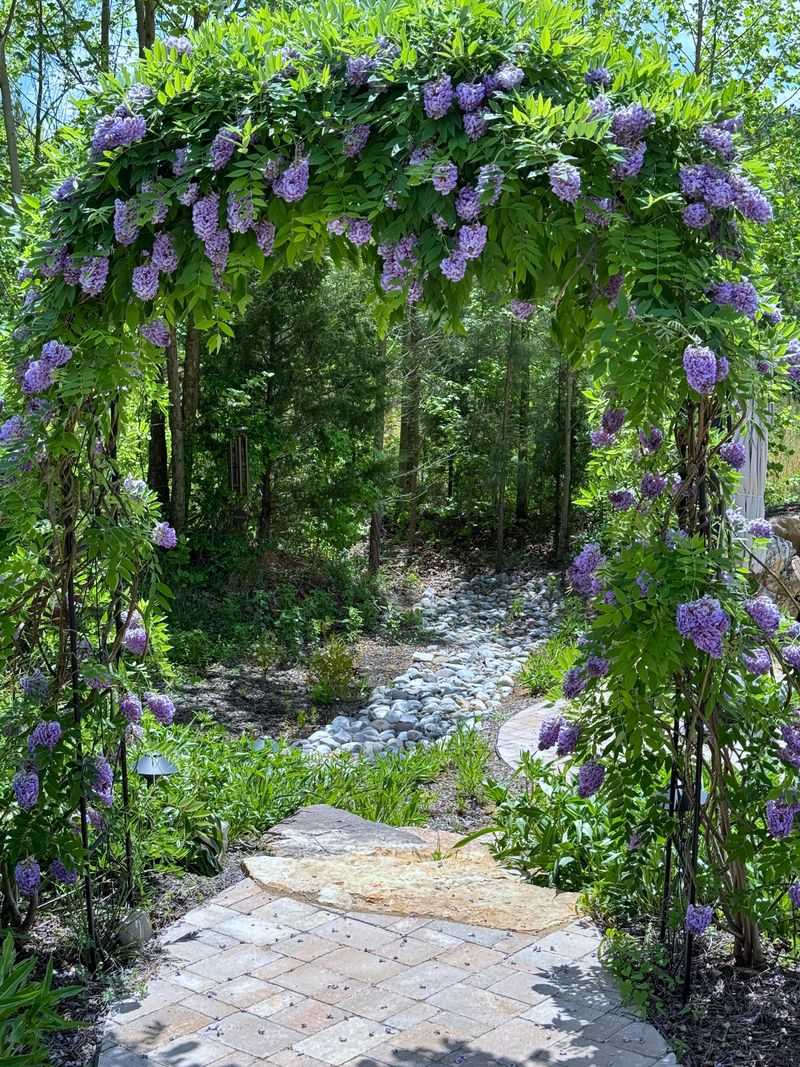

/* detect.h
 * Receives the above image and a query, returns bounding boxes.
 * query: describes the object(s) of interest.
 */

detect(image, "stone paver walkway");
[101,879,678,1067]
[496,699,568,771]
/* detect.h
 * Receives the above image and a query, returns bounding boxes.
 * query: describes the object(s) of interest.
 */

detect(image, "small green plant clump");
[599,928,677,1014]
[307,635,365,704]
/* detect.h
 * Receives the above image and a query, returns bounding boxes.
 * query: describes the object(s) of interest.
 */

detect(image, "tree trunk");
[258,461,273,542]
[147,361,170,511]
[0,24,22,201]
[134,0,155,54]
[515,343,530,524]
[556,360,574,562]
[182,323,201,517]
[166,332,186,532]
[100,0,111,71]
[368,354,386,575]
[495,329,515,572]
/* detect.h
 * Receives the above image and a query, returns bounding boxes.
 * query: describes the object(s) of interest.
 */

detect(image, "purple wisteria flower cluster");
[13,768,40,809]
[710,278,759,319]
[578,760,605,798]
[144,692,175,725]
[164,35,192,55]
[91,111,146,157]
[742,648,771,675]
[28,721,62,752]
[21,340,74,396]
[778,721,800,769]
[766,799,799,839]
[590,405,625,447]
[140,318,171,348]
[114,198,140,246]
[423,74,453,118]
[679,157,772,232]
[563,666,587,699]
[640,429,665,456]
[548,162,581,204]
[568,542,604,597]
[609,103,654,180]
[79,256,110,297]
[585,67,612,88]
[676,596,730,658]
[720,439,746,470]
[538,714,581,756]
[745,595,780,636]
[682,344,724,395]
[377,234,418,294]
[685,903,713,934]
[509,300,534,321]
[120,692,143,724]
[15,858,40,897]
[432,161,458,194]
[344,124,371,158]
[210,127,241,171]
[152,521,177,548]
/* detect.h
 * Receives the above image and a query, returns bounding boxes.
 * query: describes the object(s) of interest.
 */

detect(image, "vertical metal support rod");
[659,705,681,942]
[682,716,705,1003]
[67,552,98,973]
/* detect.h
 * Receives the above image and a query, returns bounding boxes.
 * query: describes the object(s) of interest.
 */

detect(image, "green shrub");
[0,934,80,1066]
[307,636,364,703]
[447,727,491,810]
[519,637,580,699]
[599,928,677,1014]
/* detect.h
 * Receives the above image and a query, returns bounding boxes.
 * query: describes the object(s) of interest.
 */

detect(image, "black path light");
[134,754,178,786]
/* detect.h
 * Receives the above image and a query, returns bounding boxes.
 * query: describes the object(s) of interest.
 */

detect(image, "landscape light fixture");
[134,754,178,786]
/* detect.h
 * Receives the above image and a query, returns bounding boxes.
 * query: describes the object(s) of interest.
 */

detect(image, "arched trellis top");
[13,0,778,410]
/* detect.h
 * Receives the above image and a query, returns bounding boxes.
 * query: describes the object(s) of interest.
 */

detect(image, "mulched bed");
[650,936,800,1067]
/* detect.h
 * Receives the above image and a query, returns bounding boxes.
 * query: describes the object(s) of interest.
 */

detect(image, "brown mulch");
[649,936,800,1067]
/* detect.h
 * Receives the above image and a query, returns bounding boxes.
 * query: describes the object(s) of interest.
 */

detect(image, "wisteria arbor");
[2,0,799,979]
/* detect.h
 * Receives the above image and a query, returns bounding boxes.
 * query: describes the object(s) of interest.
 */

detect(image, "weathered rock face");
[771,514,800,554]
[752,527,800,616]
[245,805,578,933]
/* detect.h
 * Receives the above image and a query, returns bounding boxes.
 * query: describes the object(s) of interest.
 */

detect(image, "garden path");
[100,808,680,1067]
[495,700,569,772]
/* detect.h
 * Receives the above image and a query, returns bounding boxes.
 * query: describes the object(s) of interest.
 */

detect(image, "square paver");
[532,928,601,960]
[181,904,241,929]
[211,880,262,907]
[434,943,507,972]
[367,1012,485,1065]
[186,945,280,980]
[168,972,220,995]
[381,1001,438,1032]
[377,961,468,1001]
[293,1016,398,1067]
[249,956,301,983]
[608,1019,670,1059]
[461,963,517,990]
[379,938,449,967]
[270,999,348,1036]
[522,994,610,1030]
[386,917,430,936]
[251,898,333,932]
[149,1034,233,1067]
[427,983,524,1026]
[337,989,421,1024]
[273,963,372,1005]
[165,939,221,965]
[320,947,406,984]
[274,933,338,963]
[487,970,560,1007]
[209,1012,297,1057]
[109,981,192,1024]
[269,1050,329,1067]
[111,1004,213,1053]
[177,994,237,1022]
[242,987,298,1019]
[470,1017,563,1060]
[312,916,398,952]
[422,921,507,948]
[209,976,282,1009]
[99,1046,150,1067]
[213,914,297,947]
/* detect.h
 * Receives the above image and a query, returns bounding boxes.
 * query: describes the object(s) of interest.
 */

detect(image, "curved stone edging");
[496,698,569,771]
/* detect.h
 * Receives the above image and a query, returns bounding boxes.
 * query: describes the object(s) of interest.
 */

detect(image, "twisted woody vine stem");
[1,0,798,969]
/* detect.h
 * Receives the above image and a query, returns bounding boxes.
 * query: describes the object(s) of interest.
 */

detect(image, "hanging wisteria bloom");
[611,104,655,146]
[463,111,488,140]
[91,756,114,806]
[255,220,276,255]
[50,859,78,885]
[120,692,143,724]
[640,472,667,498]
[205,230,230,279]
[13,768,39,809]
[344,124,371,158]
[79,256,109,297]
[423,74,453,118]
[585,67,612,87]
[227,192,255,234]
[144,692,175,725]
[432,162,458,194]
[53,176,77,201]
[152,233,178,273]
[765,799,796,839]
[28,721,62,752]
[140,319,171,348]
[683,203,711,229]
[15,858,41,897]
[682,344,718,395]
[509,300,535,321]
[347,219,372,246]
[346,55,374,87]
[563,666,587,699]
[568,542,604,597]
[585,197,616,227]
[700,124,735,161]
[783,646,800,671]
[173,146,188,176]
[720,439,746,470]
[636,571,651,597]
[122,627,148,656]
[22,361,53,395]
[608,488,635,511]
[493,63,524,90]
[114,198,140,246]
[745,596,780,636]
[612,141,647,180]
[152,521,177,548]
[91,112,146,156]
[590,429,614,447]
[455,81,486,111]
[274,159,309,203]
[676,596,730,658]
[457,224,487,260]
[132,264,159,301]
[538,714,563,749]
[210,127,241,171]
[602,407,625,434]
[21,669,49,699]
[742,648,770,675]
[577,761,605,798]
[548,162,581,204]
[440,250,468,283]
[685,904,714,934]
[589,95,611,119]
[164,35,192,55]
[748,519,772,538]
[327,217,347,236]
[179,183,199,207]
[586,655,609,677]
[556,721,581,756]
[41,341,73,368]
[453,185,480,222]
[789,884,800,908]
